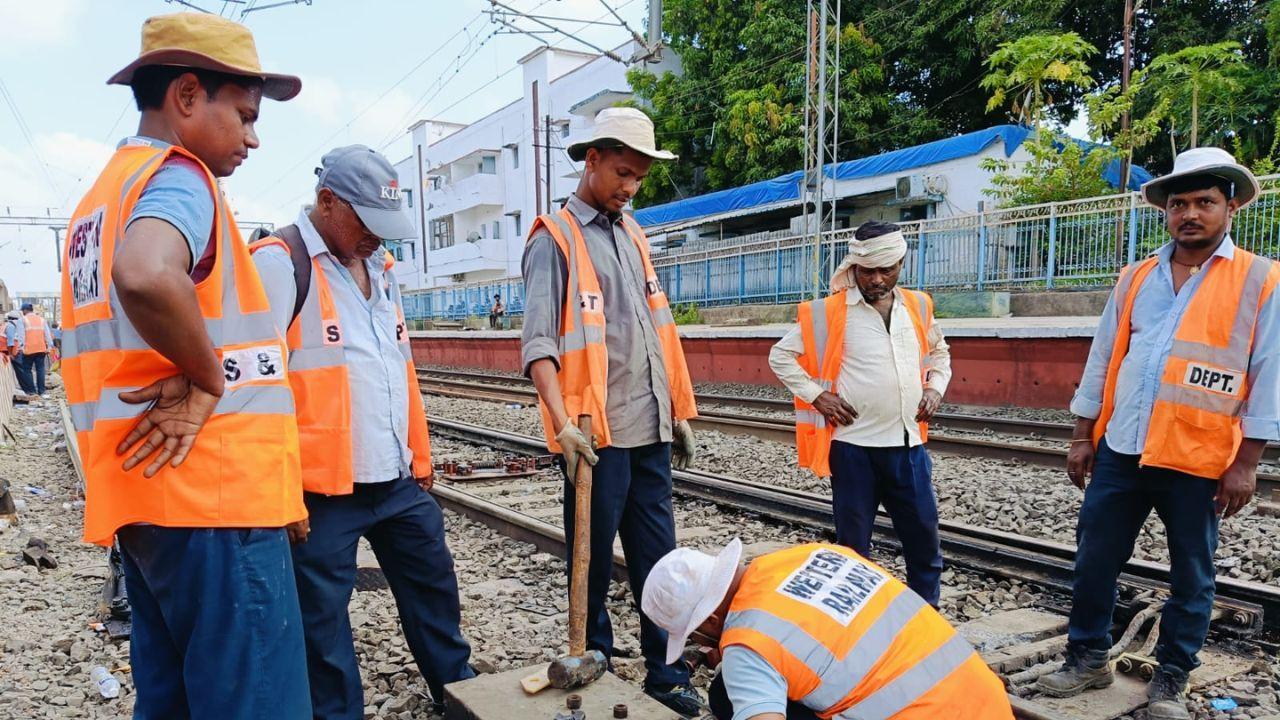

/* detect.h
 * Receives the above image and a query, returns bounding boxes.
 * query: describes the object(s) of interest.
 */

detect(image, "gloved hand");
[672,419,696,470]
[557,421,598,484]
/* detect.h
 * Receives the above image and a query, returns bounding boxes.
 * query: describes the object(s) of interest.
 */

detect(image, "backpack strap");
[274,224,312,324]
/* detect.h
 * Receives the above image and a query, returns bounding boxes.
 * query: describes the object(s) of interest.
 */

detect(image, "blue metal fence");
[402,176,1280,320]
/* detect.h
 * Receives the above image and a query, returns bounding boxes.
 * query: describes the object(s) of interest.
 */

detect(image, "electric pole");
[1118,0,1135,193]
[802,0,842,299]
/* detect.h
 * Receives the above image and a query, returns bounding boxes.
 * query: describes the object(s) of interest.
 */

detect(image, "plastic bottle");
[90,667,120,699]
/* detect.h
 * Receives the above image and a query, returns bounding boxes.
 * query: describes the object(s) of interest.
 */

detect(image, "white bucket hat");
[1141,147,1260,211]
[566,107,677,162]
[641,538,742,665]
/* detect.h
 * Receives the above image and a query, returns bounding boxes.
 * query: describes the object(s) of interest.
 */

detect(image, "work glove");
[672,419,696,470]
[557,421,598,484]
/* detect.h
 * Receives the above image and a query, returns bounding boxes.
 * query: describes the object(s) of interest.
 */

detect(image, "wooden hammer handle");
[568,414,593,658]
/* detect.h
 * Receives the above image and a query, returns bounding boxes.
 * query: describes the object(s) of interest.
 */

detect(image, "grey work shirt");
[521,193,673,447]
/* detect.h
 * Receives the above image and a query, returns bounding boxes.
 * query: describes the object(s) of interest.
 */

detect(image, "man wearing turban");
[768,221,952,605]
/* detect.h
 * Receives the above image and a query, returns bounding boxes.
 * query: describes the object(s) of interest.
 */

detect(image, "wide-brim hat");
[1141,147,1260,211]
[640,538,743,666]
[566,107,677,162]
[108,13,301,102]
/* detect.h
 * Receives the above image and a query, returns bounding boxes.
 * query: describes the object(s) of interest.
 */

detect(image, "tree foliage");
[981,33,1098,126]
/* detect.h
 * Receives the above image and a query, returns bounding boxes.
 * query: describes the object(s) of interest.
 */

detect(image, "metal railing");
[402,175,1280,319]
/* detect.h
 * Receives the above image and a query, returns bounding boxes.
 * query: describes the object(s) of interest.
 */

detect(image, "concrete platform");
[444,666,680,720]
[410,316,1100,408]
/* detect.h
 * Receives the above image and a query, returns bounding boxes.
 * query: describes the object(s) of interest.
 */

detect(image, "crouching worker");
[250,145,474,718]
[642,540,1014,720]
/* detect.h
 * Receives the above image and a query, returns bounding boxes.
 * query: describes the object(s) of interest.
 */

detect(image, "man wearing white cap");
[250,145,474,718]
[769,221,951,606]
[1041,148,1280,719]
[642,540,1013,720]
[522,107,702,716]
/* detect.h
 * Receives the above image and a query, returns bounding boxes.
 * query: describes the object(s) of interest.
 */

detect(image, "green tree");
[980,32,1098,127]
[980,135,1117,206]
[1140,41,1246,149]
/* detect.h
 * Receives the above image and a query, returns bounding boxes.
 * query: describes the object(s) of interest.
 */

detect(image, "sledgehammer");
[522,415,607,694]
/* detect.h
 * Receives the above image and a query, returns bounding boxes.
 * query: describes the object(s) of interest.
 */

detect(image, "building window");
[429,217,454,250]
[561,123,570,139]
[402,188,413,208]
[479,155,496,174]
[513,212,522,237]
[511,146,519,169]
[492,221,501,240]
[429,176,443,191]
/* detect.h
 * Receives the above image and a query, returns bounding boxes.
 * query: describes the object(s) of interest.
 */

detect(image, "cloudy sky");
[0,0,647,293]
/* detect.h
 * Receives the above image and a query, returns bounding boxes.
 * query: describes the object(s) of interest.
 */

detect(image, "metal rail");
[419,372,1280,494]
[427,415,1278,632]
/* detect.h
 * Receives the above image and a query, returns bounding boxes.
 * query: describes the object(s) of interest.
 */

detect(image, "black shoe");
[645,683,705,718]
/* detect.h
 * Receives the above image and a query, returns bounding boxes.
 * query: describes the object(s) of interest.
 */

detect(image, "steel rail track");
[426,415,1278,633]
[418,373,1280,495]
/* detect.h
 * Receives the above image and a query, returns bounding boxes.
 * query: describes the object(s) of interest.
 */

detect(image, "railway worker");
[249,145,475,718]
[58,13,311,718]
[4,309,37,396]
[20,303,53,396]
[1043,147,1280,720]
[521,106,703,717]
[768,221,951,607]
[642,539,1015,720]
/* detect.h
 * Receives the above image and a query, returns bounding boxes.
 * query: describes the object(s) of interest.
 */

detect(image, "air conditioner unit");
[466,230,482,243]
[451,273,466,283]
[895,174,927,201]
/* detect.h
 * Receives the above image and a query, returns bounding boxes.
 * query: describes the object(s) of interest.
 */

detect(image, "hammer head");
[548,650,608,689]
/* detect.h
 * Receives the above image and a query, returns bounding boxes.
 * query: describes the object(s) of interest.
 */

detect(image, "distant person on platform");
[642,539,1014,720]
[19,304,53,396]
[521,107,703,717]
[1040,148,1280,720]
[489,293,504,328]
[4,309,37,396]
[768,222,951,606]
[59,13,309,718]
[250,145,474,718]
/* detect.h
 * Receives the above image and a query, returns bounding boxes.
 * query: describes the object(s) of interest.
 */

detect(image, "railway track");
[417,371,1280,497]
[426,415,1280,634]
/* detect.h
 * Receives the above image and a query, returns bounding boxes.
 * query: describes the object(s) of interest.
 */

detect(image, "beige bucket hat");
[566,107,677,162]
[108,13,302,102]
[1141,147,1260,211]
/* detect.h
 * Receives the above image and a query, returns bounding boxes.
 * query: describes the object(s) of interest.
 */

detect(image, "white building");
[390,41,680,290]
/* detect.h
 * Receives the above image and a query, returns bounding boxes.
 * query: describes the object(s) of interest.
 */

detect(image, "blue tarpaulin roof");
[634,125,1152,228]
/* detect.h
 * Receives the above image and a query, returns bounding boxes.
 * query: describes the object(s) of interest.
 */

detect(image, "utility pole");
[545,113,553,214]
[532,81,543,216]
[50,227,64,273]
[1118,0,1135,193]
[647,0,663,61]
[802,0,841,299]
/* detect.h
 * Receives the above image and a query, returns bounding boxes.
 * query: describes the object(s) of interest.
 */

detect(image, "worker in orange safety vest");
[59,13,309,718]
[642,539,1014,720]
[1043,147,1280,720]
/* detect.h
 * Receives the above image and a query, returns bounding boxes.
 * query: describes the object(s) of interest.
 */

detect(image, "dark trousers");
[708,669,817,720]
[117,525,311,720]
[561,442,690,689]
[1068,440,1220,674]
[27,351,46,394]
[11,353,36,395]
[828,440,943,606]
[291,477,474,719]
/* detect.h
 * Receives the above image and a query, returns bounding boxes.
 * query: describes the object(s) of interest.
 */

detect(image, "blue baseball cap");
[316,145,417,240]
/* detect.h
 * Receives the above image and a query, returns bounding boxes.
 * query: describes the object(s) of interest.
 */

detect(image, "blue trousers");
[561,442,690,689]
[117,525,311,720]
[828,441,943,606]
[1068,440,1220,674]
[27,351,46,395]
[11,353,36,395]
[291,477,474,719]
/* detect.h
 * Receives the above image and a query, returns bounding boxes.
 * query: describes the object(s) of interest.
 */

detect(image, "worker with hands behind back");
[521,107,703,716]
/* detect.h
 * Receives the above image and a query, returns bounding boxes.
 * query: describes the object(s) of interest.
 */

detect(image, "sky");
[0,0,649,294]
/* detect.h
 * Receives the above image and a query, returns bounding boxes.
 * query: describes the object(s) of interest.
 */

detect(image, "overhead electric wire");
[0,77,62,202]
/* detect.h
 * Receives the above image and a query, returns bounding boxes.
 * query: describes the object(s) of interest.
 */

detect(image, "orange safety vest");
[1094,248,1280,479]
[248,238,432,495]
[721,544,1012,720]
[23,314,49,355]
[527,208,697,452]
[60,142,305,546]
[793,289,937,477]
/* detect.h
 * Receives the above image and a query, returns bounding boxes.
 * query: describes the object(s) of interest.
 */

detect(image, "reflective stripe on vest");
[23,315,48,354]
[528,208,696,452]
[1093,248,1280,478]
[721,544,1006,720]
[793,289,933,476]
[61,144,303,545]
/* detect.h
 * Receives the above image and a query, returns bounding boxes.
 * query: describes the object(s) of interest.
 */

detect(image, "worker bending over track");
[1044,147,1280,720]
[643,540,1014,720]
[521,107,703,716]
[770,222,951,606]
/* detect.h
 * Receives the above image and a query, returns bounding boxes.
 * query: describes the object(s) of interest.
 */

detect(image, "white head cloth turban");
[830,230,908,292]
